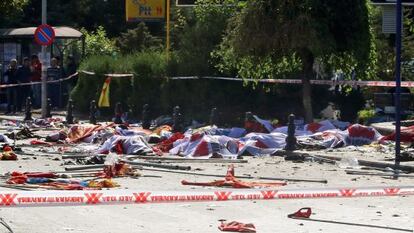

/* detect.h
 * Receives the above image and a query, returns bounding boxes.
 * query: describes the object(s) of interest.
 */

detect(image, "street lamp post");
[394,0,402,176]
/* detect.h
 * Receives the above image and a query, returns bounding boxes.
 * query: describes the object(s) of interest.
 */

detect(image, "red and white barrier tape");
[0,72,79,89]
[0,186,412,207]
[200,76,414,87]
[79,70,133,78]
[79,70,414,87]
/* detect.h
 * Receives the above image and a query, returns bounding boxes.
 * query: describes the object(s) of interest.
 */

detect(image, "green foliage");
[18,0,129,37]
[372,7,414,81]
[71,50,167,113]
[78,26,119,58]
[212,39,302,80]
[116,23,162,54]
[72,50,311,124]
[0,0,28,27]
[358,108,376,124]
[171,0,241,76]
[216,0,376,80]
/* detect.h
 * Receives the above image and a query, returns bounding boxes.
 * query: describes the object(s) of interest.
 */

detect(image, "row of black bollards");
[22,96,297,151]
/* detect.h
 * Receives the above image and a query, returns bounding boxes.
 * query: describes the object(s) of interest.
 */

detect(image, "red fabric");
[382,125,414,142]
[12,172,57,178]
[7,172,57,184]
[154,132,185,153]
[244,121,267,133]
[307,122,322,133]
[114,140,124,154]
[7,176,27,184]
[288,207,312,219]
[30,140,54,146]
[347,125,375,140]
[254,140,268,149]
[190,133,203,142]
[31,61,42,81]
[193,140,210,157]
[218,221,256,232]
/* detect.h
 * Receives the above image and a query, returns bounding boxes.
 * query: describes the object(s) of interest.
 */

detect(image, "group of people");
[2,55,77,114]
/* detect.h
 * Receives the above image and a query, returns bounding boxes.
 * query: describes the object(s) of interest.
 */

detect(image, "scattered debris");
[182,165,287,188]
[218,220,256,232]
[0,218,13,233]
[288,208,413,232]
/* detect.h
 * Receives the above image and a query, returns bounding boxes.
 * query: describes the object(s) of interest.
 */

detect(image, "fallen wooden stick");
[121,160,192,171]
[345,170,414,178]
[0,184,35,191]
[313,154,414,173]
[61,154,100,159]
[64,161,191,172]
[60,154,248,164]
[290,216,413,232]
[65,164,105,171]
[139,157,248,163]
[139,167,328,183]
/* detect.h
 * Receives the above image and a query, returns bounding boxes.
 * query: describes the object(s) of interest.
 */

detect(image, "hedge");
[71,51,359,125]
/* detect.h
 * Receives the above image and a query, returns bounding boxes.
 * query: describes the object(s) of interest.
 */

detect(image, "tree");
[214,0,376,122]
[0,0,28,27]
[372,7,414,81]
[18,0,129,37]
[78,26,119,58]
[116,22,162,54]
[172,0,240,75]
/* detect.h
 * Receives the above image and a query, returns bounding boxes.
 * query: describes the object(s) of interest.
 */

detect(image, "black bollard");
[142,104,151,129]
[66,99,74,124]
[285,114,297,151]
[89,100,97,125]
[210,107,219,126]
[172,106,183,132]
[46,98,52,118]
[24,97,33,121]
[114,102,123,124]
[245,111,254,122]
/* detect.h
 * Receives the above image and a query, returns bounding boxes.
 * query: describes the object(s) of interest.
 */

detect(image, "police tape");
[0,72,78,89]
[200,77,414,87]
[79,70,414,87]
[168,76,414,87]
[0,185,413,207]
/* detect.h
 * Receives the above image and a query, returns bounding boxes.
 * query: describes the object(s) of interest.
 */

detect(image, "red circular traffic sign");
[34,24,55,46]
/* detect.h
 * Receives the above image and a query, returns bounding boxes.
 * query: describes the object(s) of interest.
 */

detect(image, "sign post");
[38,0,53,118]
[41,0,47,118]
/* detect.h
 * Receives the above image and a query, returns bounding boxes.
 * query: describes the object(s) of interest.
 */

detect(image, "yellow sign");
[126,0,165,21]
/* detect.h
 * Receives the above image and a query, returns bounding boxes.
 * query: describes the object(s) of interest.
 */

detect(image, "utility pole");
[394,0,402,176]
[41,0,48,118]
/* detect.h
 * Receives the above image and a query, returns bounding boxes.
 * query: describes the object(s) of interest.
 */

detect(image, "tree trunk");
[300,49,314,123]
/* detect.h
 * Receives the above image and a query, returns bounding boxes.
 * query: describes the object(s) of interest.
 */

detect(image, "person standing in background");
[47,57,63,108]
[16,57,32,112]
[30,55,42,108]
[3,59,18,114]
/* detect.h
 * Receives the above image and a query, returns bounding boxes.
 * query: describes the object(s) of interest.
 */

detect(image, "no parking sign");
[34,24,55,46]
